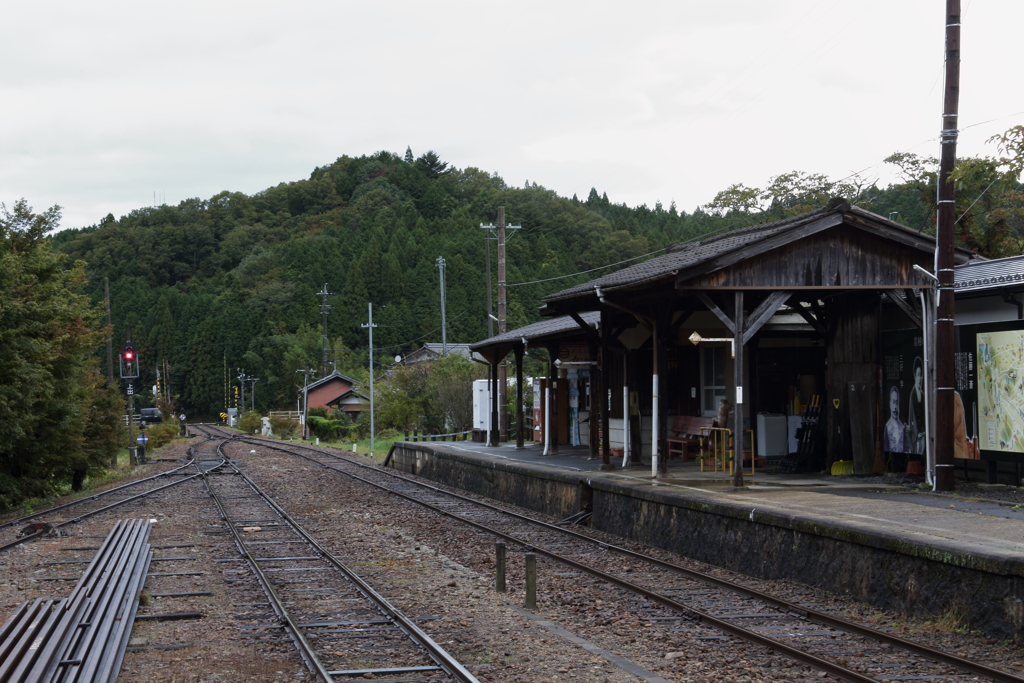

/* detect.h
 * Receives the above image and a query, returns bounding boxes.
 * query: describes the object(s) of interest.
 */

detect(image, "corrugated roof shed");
[470,311,600,351]
[955,255,1024,294]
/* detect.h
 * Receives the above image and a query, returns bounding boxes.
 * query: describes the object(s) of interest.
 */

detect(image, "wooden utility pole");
[935,0,960,491]
[497,207,508,442]
[104,277,113,382]
[480,209,521,443]
[318,284,332,376]
[733,293,746,488]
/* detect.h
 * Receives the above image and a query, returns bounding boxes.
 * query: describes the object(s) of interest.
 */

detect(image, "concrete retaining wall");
[386,442,586,519]
[385,442,1024,639]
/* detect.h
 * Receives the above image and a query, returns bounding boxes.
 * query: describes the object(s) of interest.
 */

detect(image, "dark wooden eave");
[539,199,973,318]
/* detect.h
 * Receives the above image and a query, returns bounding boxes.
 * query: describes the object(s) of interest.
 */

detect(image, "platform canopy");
[469,311,599,365]
[469,199,982,477]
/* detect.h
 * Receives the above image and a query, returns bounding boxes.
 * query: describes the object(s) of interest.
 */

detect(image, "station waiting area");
[415,438,1024,568]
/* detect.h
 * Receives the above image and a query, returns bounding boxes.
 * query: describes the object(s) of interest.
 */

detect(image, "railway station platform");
[385,440,1024,639]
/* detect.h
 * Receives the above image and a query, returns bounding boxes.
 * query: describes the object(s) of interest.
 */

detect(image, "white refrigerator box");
[756,413,788,456]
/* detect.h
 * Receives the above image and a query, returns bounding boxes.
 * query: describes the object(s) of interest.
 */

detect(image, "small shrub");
[146,423,180,449]
[306,415,352,442]
[270,416,298,439]
[238,411,262,433]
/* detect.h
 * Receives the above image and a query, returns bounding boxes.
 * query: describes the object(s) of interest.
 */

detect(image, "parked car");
[140,408,163,427]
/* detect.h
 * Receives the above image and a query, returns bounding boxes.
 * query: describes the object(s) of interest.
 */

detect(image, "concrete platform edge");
[387,442,1024,638]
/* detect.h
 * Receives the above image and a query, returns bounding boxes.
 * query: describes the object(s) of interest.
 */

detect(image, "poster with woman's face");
[881,329,925,454]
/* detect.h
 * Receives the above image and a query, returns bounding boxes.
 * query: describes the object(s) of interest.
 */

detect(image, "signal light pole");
[120,336,140,466]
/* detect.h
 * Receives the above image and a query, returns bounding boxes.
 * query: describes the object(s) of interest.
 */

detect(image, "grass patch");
[922,604,970,633]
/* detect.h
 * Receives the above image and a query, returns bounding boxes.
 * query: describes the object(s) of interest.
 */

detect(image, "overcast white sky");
[2,1,1021,230]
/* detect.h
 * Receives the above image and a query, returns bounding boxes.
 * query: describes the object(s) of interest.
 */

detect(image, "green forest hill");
[47,137,1024,418]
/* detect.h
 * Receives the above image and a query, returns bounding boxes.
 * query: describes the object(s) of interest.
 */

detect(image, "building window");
[701,345,726,416]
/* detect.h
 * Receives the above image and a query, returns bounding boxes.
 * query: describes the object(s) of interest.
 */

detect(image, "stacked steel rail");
[229,431,1024,683]
[199,439,478,683]
[0,519,152,683]
[0,459,200,553]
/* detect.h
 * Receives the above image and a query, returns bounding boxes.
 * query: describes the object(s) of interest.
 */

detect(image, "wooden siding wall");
[826,293,881,474]
[690,228,928,288]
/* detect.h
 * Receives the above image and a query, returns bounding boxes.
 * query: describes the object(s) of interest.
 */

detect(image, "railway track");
[199,436,479,683]
[206,426,1024,683]
[0,437,223,554]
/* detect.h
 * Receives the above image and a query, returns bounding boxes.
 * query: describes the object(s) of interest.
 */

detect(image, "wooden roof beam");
[742,291,790,345]
[695,291,736,334]
[888,291,924,329]
[788,299,827,336]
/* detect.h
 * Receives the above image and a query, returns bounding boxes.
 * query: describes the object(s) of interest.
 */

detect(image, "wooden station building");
[471,198,975,477]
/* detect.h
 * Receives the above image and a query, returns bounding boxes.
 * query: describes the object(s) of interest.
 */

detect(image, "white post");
[651,374,659,478]
[921,289,934,488]
[542,381,551,456]
[622,373,629,468]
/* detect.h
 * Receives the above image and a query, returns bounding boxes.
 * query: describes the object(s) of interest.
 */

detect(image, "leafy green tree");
[426,354,485,433]
[0,200,121,507]
[883,127,1024,257]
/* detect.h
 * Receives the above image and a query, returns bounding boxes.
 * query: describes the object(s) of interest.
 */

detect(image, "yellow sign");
[832,398,840,409]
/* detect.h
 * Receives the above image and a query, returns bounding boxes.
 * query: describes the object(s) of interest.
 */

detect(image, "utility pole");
[104,277,113,382]
[166,359,172,404]
[248,377,259,413]
[362,303,378,452]
[934,0,961,492]
[318,283,332,376]
[483,232,493,338]
[437,256,448,356]
[237,369,247,415]
[480,208,521,442]
[296,369,316,439]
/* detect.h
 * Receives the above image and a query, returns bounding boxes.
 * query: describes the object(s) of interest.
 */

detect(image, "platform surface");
[415,440,1024,566]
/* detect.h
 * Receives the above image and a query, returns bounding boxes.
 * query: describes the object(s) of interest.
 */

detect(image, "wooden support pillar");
[586,338,598,459]
[733,292,746,488]
[562,367,572,448]
[657,315,670,476]
[548,345,559,453]
[627,348,642,464]
[601,308,612,468]
[489,360,500,447]
[515,345,525,449]
[651,316,661,478]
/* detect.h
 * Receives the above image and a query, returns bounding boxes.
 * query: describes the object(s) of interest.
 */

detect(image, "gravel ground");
[1,437,1021,683]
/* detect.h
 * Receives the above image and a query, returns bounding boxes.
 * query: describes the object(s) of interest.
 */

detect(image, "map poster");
[973,321,1024,461]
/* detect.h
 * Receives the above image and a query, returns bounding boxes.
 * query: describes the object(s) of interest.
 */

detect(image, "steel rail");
[212,449,480,683]
[0,458,198,532]
[0,463,222,554]
[338,450,1024,683]
[242,435,1024,683]
[199,458,335,683]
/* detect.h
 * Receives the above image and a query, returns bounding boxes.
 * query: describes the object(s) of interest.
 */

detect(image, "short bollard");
[495,542,506,592]
[525,552,536,609]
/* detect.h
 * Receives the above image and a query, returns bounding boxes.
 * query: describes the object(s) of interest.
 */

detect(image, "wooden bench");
[666,416,715,460]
